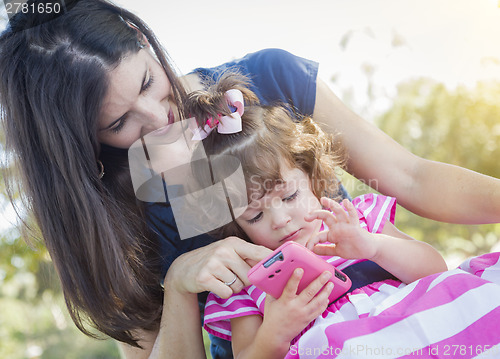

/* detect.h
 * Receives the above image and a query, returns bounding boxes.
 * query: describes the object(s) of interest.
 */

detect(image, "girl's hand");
[260,268,334,345]
[165,237,271,298]
[305,198,378,260]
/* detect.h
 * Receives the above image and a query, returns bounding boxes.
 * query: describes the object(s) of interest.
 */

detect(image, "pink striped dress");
[203,194,500,358]
[205,194,399,340]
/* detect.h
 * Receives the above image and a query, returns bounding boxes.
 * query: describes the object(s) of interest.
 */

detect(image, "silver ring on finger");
[223,274,238,286]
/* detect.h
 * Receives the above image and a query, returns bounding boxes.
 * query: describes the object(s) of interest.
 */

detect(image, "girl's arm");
[308,198,448,284]
[119,237,272,359]
[313,78,500,224]
[372,221,448,283]
[230,269,334,359]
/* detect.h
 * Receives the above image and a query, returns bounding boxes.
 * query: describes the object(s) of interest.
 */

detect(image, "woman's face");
[98,48,179,149]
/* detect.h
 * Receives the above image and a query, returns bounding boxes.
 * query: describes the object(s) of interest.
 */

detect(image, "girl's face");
[98,48,179,149]
[236,167,323,250]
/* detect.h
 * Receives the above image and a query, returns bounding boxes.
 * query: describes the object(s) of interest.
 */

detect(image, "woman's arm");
[119,237,271,359]
[119,289,204,359]
[313,78,500,224]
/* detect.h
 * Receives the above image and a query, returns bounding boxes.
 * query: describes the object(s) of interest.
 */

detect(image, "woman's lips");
[167,108,175,125]
[148,109,175,137]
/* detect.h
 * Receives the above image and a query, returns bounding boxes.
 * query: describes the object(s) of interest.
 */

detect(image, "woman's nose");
[138,99,169,131]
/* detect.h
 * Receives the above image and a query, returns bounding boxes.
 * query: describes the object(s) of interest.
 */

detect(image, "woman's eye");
[247,212,263,224]
[283,190,299,202]
[110,117,127,134]
[142,73,154,92]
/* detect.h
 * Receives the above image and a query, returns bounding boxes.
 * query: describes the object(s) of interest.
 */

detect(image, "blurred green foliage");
[0,242,121,359]
[342,78,500,267]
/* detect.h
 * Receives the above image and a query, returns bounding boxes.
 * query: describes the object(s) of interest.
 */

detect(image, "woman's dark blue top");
[145,48,395,295]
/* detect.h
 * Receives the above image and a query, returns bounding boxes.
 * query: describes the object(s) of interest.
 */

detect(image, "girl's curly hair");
[188,72,346,241]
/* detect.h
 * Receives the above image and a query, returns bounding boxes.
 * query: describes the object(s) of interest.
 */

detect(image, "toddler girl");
[186,73,448,358]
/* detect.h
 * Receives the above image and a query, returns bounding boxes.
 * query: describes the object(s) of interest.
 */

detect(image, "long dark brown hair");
[187,73,346,241]
[0,0,187,347]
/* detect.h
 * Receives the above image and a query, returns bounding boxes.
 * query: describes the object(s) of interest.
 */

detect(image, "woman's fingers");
[229,237,272,267]
[221,237,271,286]
[168,237,271,298]
[213,268,245,297]
[206,275,237,299]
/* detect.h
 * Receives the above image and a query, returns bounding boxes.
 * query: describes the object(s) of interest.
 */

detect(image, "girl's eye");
[247,212,263,224]
[283,190,299,202]
[142,73,154,92]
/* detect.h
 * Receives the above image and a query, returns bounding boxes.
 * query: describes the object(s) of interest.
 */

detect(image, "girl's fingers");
[307,282,334,316]
[305,209,337,228]
[281,268,304,299]
[311,281,334,304]
[342,199,360,224]
[306,230,329,250]
[297,271,332,302]
[321,197,348,222]
[311,243,338,257]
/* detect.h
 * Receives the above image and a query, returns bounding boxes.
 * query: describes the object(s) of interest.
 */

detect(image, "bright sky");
[2,0,500,110]
[114,0,500,106]
[1,0,500,230]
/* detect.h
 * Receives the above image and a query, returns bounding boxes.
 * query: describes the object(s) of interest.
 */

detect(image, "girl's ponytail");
[186,72,259,128]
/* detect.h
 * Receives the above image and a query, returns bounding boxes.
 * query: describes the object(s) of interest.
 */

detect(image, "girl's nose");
[271,209,292,230]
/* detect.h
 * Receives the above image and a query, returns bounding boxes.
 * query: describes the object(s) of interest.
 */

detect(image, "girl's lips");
[281,229,301,242]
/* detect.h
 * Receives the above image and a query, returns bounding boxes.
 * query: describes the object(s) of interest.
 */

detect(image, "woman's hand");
[305,197,377,260]
[133,238,269,359]
[166,236,271,299]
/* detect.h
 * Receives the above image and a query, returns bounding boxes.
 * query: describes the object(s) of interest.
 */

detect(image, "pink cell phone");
[247,241,351,303]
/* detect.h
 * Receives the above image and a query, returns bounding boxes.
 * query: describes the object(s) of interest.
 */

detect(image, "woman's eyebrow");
[101,69,148,131]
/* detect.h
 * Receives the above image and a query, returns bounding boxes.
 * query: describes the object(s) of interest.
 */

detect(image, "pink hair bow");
[192,89,244,140]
